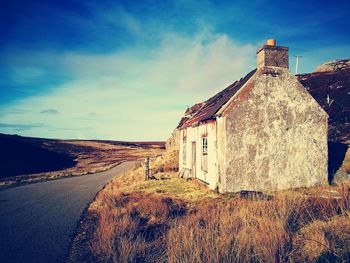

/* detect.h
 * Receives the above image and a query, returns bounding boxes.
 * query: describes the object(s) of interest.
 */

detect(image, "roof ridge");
[179,69,257,129]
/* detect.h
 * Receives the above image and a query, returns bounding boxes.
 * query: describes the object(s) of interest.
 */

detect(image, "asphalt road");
[0,161,137,263]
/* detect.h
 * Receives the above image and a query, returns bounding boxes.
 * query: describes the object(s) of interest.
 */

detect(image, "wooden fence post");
[145,157,150,181]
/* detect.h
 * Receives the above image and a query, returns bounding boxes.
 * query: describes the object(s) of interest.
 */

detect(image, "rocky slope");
[315,59,350,73]
[297,59,350,143]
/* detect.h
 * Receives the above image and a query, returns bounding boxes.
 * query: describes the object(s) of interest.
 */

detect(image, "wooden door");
[192,142,196,179]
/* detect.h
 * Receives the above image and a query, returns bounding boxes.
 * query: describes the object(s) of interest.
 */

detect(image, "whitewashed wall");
[179,121,219,190]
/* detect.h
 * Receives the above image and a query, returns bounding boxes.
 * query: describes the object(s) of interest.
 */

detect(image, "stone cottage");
[178,39,328,193]
[166,103,204,151]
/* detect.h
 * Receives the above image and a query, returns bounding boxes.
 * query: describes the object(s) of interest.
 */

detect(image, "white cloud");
[0,31,257,140]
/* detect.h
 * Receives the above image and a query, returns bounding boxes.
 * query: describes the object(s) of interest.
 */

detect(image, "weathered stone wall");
[166,129,180,151]
[257,45,289,69]
[221,67,328,192]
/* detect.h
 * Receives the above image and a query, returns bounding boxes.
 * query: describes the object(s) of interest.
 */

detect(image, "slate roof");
[179,69,257,129]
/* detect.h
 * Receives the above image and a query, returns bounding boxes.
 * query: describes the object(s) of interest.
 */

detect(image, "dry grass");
[341,146,350,174]
[166,188,350,263]
[81,149,350,263]
[133,177,218,202]
[293,212,350,262]
[150,150,179,173]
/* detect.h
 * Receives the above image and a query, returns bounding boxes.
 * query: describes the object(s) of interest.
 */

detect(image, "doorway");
[192,142,196,179]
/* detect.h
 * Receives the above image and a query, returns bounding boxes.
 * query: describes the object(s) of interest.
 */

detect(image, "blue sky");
[0,0,349,140]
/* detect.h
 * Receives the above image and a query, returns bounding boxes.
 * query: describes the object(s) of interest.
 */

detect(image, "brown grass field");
[0,134,164,186]
[69,149,350,263]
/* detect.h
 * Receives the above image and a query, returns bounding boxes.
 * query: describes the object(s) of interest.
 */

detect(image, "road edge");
[65,161,140,263]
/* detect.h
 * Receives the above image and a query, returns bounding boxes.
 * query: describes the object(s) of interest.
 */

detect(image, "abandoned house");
[178,39,328,193]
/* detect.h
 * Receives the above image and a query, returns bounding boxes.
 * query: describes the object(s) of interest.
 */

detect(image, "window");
[201,136,208,172]
[202,136,208,155]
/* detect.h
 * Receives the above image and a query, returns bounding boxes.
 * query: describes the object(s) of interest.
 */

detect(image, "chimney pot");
[266,39,276,46]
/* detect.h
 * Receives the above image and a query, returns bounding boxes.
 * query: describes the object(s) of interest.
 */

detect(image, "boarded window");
[183,137,187,164]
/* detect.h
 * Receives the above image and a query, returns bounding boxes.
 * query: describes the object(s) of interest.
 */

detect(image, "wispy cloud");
[0,31,256,140]
[11,67,45,83]
[0,123,44,131]
[101,3,144,38]
[2,109,30,115]
[40,109,60,115]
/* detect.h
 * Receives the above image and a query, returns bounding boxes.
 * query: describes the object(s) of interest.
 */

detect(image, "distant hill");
[0,133,165,180]
[0,134,76,178]
[297,59,350,143]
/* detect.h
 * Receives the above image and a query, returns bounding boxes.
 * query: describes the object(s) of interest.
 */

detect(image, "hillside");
[0,133,165,185]
[297,59,350,143]
[0,134,76,179]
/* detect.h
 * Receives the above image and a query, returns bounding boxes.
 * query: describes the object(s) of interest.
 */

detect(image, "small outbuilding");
[178,39,328,193]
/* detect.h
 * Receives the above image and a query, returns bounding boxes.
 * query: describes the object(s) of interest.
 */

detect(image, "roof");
[179,69,257,129]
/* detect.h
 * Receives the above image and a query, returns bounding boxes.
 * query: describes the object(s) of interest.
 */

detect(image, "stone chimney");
[257,39,289,69]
